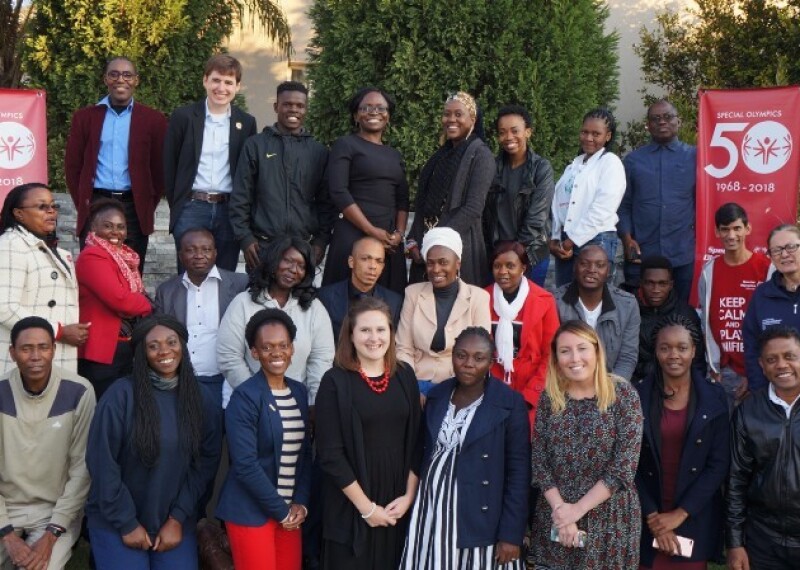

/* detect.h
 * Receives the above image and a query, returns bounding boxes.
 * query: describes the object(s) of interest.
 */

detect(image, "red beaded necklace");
[357,367,390,394]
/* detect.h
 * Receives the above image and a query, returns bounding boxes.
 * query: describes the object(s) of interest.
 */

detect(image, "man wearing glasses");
[65,57,167,272]
[229,81,333,271]
[616,99,697,303]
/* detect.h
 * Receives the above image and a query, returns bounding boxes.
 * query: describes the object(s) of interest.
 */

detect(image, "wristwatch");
[45,524,65,538]
[0,525,14,539]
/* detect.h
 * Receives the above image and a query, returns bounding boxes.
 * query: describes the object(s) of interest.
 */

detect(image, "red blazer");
[487,278,560,426]
[65,101,168,235]
[76,246,152,364]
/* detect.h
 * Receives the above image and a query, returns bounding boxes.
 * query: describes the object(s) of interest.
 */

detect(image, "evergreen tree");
[307,0,619,193]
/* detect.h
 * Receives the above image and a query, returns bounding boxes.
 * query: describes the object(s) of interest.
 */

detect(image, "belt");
[191,191,229,204]
[94,188,134,202]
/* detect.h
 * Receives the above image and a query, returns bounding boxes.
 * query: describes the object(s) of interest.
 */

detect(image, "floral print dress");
[531,378,644,569]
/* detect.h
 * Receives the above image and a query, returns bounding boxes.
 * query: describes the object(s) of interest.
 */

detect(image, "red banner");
[0,88,48,203]
[695,87,800,300]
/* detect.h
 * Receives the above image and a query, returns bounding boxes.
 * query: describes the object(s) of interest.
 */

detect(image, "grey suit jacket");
[154,267,249,325]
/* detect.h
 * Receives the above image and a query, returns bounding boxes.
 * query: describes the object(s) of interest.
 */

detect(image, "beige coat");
[0,227,79,373]
[396,280,491,383]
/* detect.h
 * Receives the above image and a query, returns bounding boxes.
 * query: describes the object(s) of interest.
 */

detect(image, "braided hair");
[581,107,617,153]
[651,313,701,400]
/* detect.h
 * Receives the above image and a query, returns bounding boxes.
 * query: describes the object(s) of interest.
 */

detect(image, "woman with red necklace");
[315,296,421,569]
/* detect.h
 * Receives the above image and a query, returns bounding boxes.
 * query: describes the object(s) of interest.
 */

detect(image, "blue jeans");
[554,231,618,287]
[89,527,198,570]
[417,380,435,397]
[527,256,550,287]
[172,200,240,272]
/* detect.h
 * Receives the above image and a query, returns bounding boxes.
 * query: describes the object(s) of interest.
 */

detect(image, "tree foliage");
[307,0,619,194]
[0,0,28,87]
[633,0,800,145]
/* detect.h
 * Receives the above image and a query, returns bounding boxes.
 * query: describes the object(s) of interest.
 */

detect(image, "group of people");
[0,51,798,570]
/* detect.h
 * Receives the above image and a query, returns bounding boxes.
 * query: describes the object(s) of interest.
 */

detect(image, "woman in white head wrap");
[396,227,492,397]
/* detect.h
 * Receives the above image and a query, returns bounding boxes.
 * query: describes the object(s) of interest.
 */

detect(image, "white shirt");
[578,297,602,330]
[183,266,221,376]
[551,149,626,247]
[192,100,232,193]
[768,383,800,419]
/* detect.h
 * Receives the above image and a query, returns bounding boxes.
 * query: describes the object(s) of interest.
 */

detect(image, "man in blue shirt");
[617,100,697,303]
[65,57,168,271]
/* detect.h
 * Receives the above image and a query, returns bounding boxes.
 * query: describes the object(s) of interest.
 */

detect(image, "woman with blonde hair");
[406,91,494,286]
[530,320,643,569]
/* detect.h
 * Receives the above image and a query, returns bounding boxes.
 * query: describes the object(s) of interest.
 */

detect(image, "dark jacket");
[634,370,729,565]
[216,371,312,526]
[316,279,403,343]
[315,364,421,555]
[162,100,257,232]
[409,137,495,286]
[153,267,249,325]
[483,148,554,266]
[743,271,800,392]
[229,125,334,250]
[554,282,640,380]
[727,387,800,549]
[65,101,168,235]
[424,377,530,548]
[634,288,706,382]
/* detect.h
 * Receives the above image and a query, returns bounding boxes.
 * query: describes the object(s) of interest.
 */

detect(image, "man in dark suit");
[154,228,248,409]
[65,57,167,271]
[163,54,257,271]
[316,235,403,343]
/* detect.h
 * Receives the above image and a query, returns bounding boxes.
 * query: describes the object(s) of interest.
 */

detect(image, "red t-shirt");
[709,253,772,374]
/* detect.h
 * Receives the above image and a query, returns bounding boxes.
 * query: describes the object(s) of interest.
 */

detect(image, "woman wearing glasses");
[743,224,800,396]
[322,87,409,294]
[0,183,86,373]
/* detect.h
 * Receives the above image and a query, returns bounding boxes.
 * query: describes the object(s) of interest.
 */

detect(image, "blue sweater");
[743,272,800,392]
[85,377,222,536]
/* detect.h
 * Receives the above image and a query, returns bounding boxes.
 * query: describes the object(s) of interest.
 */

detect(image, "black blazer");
[163,100,257,231]
[315,280,403,343]
[634,371,729,565]
[153,267,249,324]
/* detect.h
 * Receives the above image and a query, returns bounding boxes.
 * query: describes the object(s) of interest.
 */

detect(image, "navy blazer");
[634,371,729,565]
[153,267,248,326]
[316,279,403,342]
[215,371,312,525]
[423,377,530,548]
[163,100,257,231]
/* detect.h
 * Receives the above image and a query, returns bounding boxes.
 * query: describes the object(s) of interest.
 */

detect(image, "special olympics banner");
[0,88,48,202]
[695,87,800,298]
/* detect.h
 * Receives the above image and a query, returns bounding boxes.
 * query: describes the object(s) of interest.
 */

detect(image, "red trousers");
[226,519,302,570]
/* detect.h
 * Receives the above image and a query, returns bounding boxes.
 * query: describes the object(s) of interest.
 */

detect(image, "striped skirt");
[399,443,524,570]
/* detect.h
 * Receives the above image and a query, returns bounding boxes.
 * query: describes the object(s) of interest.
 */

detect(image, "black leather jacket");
[727,388,800,548]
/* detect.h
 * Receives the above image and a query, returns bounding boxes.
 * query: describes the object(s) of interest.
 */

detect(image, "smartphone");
[550,525,587,548]
[652,535,694,558]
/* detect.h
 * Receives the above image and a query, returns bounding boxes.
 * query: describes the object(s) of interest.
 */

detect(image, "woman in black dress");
[321,87,409,294]
[315,297,421,569]
[406,91,495,286]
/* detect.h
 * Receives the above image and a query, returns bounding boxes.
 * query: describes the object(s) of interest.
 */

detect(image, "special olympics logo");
[741,121,792,174]
[0,122,37,170]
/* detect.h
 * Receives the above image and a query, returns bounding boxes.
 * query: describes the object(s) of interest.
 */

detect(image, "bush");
[307,0,619,198]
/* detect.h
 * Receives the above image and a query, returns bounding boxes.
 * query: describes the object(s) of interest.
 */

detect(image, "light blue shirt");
[94,95,133,191]
[191,100,232,193]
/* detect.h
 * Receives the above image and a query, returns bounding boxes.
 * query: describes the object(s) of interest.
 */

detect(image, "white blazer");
[551,149,626,247]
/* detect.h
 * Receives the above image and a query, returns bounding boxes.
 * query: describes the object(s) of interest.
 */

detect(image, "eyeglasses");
[106,71,137,81]
[16,203,61,212]
[647,113,678,123]
[768,243,800,257]
[358,105,388,114]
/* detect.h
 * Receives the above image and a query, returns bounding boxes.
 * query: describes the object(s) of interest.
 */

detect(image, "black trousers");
[746,524,800,569]
[77,340,133,402]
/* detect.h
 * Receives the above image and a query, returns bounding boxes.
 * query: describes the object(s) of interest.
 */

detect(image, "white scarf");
[493,278,529,383]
